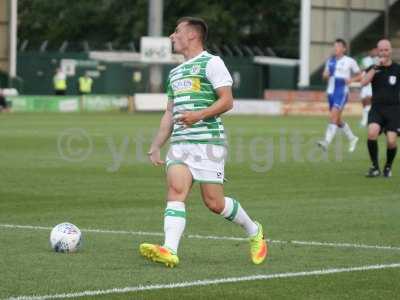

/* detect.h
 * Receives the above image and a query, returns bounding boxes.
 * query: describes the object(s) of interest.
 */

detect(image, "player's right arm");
[147,101,173,166]
[322,61,330,81]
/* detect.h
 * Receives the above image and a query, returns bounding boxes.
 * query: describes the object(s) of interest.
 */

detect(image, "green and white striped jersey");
[167,51,233,145]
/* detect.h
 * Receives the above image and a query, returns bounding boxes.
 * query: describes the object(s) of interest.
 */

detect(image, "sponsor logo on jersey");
[171,78,200,93]
[389,76,397,85]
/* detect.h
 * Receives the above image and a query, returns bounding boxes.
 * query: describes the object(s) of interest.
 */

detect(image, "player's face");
[170,22,190,53]
[333,42,346,57]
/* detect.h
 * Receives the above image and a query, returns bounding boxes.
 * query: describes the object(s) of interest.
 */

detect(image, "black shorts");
[368,105,400,134]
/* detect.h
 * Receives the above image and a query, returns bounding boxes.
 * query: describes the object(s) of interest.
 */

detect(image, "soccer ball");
[50,222,82,253]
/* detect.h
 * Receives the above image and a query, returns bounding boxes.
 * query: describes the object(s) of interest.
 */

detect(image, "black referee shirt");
[367,62,400,105]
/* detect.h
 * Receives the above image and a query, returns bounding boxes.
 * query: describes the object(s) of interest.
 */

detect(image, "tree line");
[18,0,299,57]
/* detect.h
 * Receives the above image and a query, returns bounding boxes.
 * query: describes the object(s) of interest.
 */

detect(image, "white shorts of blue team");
[360,83,372,99]
[166,144,227,184]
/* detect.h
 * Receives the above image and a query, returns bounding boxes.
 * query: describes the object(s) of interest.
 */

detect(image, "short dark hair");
[335,38,347,48]
[177,17,208,44]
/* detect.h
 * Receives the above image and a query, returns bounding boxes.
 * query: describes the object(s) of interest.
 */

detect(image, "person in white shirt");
[359,48,378,127]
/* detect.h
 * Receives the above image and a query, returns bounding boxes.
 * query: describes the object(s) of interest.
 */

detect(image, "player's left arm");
[178,86,233,126]
[179,56,233,126]
[348,72,362,85]
[347,58,362,85]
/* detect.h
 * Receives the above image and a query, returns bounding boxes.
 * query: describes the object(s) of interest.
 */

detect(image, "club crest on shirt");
[190,64,201,75]
[389,76,397,85]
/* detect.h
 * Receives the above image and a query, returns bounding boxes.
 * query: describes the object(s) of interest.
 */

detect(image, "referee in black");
[361,39,400,177]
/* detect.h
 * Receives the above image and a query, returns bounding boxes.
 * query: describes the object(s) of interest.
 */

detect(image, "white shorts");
[166,144,227,184]
[360,84,372,99]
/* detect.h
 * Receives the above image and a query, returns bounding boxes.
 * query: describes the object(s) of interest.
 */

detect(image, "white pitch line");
[288,240,400,251]
[5,263,400,300]
[1,223,400,251]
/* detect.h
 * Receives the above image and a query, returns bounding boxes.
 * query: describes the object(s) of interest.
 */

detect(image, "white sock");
[163,201,186,254]
[324,123,338,144]
[340,122,356,140]
[220,197,258,237]
[361,105,371,126]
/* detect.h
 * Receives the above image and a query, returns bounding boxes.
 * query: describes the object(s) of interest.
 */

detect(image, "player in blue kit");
[317,39,362,152]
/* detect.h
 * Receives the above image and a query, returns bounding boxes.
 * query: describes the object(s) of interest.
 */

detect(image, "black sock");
[367,139,379,168]
[385,147,397,168]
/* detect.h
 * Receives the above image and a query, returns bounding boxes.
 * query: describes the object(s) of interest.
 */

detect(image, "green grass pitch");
[0,112,399,299]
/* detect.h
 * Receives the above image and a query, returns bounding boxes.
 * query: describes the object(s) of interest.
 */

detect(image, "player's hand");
[178,111,203,127]
[147,148,164,166]
[323,69,330,79]
[377,57,385,66]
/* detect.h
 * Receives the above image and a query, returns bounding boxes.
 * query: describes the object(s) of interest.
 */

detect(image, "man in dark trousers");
[361,39,400,177]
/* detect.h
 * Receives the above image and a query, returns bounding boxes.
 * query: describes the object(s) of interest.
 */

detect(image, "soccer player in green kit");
[139,17,267,267]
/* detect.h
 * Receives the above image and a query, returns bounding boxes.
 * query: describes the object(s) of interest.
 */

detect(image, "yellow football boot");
[249,222,268,264]
[139,243,179,268]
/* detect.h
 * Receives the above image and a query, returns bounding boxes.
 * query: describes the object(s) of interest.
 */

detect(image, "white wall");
[309,0,397,75]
